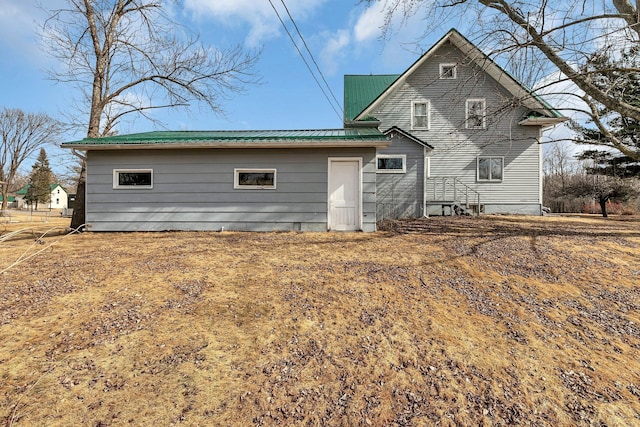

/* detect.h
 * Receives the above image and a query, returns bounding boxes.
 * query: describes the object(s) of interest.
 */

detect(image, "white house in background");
[15,184,69,210]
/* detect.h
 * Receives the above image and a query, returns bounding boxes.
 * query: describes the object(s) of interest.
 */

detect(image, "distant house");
[0,195,17,209]
[344,29,567,217]
[16,184,69,210]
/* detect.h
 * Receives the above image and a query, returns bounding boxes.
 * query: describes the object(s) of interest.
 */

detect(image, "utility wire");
[277,0,343,117]
[267,0,344,122]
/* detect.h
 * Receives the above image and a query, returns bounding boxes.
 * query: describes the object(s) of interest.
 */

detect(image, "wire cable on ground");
[0,224,86,275]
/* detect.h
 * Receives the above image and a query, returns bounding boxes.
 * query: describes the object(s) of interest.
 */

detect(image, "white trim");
[439,63,457,79]
[113,169,153,189]
[234,168,277,190]
[376,154,406,174]
[477,156,504,182]
[411,100,430,130]
[466,98,486,129]
[327,157,363,231]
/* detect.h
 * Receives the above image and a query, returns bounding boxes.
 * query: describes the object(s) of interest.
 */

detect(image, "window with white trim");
[113,169,153,189]
[466,99,486,129]
[477,157,503,182]
[377,155,406,173]
[411,100,430,130]
[234,169,276,189]
[439,63,457,79]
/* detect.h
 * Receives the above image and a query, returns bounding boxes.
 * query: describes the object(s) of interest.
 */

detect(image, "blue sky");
[0,1,460,133]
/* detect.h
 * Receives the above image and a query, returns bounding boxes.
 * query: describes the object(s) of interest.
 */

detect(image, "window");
[234,169,276,189]
[466,99,486,129]
[439,63,457,79]
[412,100,430,130]
[377,155,406,173]
[113,169,153,189]
[477,157,503,182]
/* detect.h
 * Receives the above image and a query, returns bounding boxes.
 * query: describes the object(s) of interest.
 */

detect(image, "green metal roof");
[344,75,399,121]
[16,184,64,195]
[0,196,16,202]
[61,128,390,149]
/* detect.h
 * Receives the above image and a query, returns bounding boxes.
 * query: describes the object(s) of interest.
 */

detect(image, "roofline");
[355,28,565,122]
[61,140,391,150]
[383,126,434,149]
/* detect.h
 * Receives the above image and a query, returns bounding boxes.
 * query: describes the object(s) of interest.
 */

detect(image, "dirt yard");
[1,215,639,426]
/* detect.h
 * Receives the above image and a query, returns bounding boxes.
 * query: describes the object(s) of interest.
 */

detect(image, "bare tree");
[364,0,640,157]
[41,0,261,228]
[0,108,62,213]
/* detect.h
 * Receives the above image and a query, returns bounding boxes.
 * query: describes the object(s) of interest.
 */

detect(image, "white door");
[328,158,361,231]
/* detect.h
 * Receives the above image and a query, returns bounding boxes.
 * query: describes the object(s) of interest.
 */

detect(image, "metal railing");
[426,177,481,215]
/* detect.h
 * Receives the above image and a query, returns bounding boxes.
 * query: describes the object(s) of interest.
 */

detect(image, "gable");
[346,29,565,127]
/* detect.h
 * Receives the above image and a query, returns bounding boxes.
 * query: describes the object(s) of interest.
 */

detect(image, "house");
[345,29,566,218]
[0,195,17,209]
[61,129,389,232]
[61,29,566,232]
[16,184,69,210]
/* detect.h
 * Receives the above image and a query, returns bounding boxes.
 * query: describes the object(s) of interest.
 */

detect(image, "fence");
[0,210,52,224]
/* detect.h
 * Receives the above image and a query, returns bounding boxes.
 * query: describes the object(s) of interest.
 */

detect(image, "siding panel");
[86,147,377,231]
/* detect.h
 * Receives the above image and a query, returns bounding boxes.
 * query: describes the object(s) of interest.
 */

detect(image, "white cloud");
[319,29,351,76]
[183,0,328,47]
[353,2,386,43]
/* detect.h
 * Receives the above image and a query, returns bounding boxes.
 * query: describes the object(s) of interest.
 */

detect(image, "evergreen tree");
[572,47,640,159]
[25,148,54,210]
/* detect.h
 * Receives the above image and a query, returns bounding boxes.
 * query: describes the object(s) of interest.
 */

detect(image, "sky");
[0,0,570,175]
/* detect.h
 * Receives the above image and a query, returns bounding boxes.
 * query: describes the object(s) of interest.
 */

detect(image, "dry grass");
[1,215,639,426]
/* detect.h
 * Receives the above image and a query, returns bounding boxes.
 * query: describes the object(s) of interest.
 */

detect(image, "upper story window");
[466,99,486,129]
[234,169,276,189]
[477,157,503,182]
[411,100,430,130]
[439,63,457,79]
[113,169,153,189]
[377,155,406,173]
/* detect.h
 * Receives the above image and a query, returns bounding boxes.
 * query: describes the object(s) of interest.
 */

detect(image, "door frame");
[327,157,363,231]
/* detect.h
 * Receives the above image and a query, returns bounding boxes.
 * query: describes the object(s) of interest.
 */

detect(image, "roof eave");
[61,140,391,150]
[518,117,569,128]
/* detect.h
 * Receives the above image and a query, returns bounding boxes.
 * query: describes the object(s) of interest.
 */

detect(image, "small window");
[477,157,503,182]
[377,155,406,173]
[439,63,457,79]
[466,99,486,129]
[234,169,276,189]
[113,169,153,189]
[412,100,430,130]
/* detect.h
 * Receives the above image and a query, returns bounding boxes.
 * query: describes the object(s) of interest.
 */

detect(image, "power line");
[267,0,344,122]
[277,0,343,115]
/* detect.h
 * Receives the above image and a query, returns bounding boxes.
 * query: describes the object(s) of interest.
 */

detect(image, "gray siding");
[86,147,377,232]
[376,134,425,219]
[371,43,543,215]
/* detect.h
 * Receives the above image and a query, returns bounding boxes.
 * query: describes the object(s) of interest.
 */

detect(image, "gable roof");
[384,126,434,149]
[16,184,65,195]
[61,129,390,150]
[0,195,16,202]
[346,28,566,126]
[344,75,399,123]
